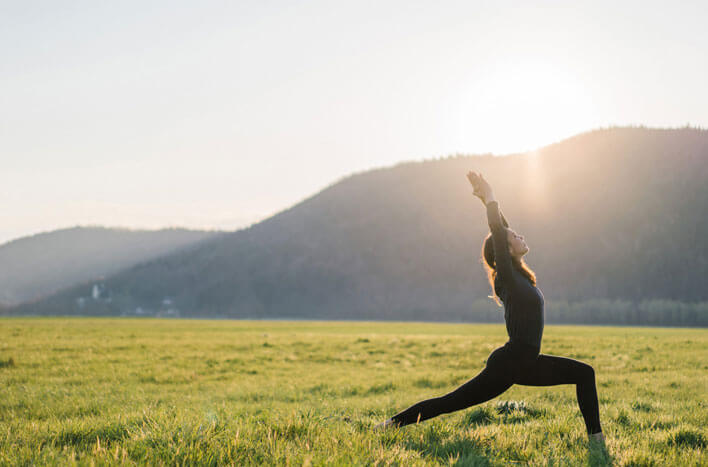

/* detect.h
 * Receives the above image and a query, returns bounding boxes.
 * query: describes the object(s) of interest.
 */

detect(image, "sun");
[456,60,596,154]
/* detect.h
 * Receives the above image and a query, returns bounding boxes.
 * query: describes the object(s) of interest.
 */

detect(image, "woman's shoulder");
[494,275,514,297]
[495,270,519,287]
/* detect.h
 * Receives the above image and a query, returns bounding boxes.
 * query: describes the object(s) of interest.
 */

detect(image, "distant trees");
[424,299,708,327]
[544,299,708,327]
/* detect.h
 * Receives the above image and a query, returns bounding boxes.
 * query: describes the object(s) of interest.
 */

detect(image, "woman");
[374,171,605,444]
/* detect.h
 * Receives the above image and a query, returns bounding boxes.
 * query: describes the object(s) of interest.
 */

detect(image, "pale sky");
[2,0,707,244]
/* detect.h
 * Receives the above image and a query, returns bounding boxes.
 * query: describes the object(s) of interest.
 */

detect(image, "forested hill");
[0,227,219,305]
[11,127,708,325]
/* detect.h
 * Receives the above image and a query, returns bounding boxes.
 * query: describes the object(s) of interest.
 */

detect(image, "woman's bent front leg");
[390,366,512,427]
[515,354,602,435]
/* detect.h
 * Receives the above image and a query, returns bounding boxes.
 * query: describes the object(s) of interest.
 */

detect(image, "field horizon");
[1,318,706,465]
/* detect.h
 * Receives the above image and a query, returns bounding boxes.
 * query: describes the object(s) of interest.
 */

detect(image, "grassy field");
[1,318,706,466]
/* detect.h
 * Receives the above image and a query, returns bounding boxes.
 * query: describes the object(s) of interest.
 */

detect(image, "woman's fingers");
[467,171,489,202]
[476,173,490,189]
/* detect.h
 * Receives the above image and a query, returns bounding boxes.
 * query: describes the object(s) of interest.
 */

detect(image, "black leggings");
[391,341,602,434]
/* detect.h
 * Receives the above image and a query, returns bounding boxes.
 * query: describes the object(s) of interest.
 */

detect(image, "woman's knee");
[578,362,595,382]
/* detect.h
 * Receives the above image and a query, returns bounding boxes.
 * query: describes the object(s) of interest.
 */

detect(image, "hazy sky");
[2,1,707,244]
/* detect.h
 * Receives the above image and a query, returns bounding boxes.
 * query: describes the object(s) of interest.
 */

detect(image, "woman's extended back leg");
[390,366,512,427]
[515,354,602,434]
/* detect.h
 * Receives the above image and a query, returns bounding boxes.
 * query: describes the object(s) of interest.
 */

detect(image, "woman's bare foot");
[373,418,395,431]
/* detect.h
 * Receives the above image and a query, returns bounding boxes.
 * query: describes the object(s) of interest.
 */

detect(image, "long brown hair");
[481,232,537,306]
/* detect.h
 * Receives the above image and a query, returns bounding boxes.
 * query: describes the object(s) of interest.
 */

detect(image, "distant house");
[75,283,111,311]
[91,283,111,302]
[158,297,180,317]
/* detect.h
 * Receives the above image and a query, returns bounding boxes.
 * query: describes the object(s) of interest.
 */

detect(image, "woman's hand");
[466,171,495,205]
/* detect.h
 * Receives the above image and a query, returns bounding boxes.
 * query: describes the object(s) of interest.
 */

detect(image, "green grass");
[1,318,706,466]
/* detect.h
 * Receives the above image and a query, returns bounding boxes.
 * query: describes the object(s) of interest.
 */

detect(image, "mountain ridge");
[8,127,708,325]
[0,226,222,305]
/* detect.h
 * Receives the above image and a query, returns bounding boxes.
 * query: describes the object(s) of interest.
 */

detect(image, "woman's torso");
[495,267,545,350]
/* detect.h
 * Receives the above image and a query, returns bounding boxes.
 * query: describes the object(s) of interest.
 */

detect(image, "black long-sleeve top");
[486,200,545,350]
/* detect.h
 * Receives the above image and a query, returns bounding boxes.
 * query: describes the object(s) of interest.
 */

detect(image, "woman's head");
[506,229,529,258]
[483,229,529,264]
[482,230,536,305]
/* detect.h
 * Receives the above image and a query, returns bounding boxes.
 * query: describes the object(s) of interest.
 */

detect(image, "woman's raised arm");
[499,209,510,228]
[486,199,514,284]
[467,172,514,284]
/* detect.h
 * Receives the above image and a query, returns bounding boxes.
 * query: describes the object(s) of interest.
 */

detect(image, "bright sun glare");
[458,61,595,154]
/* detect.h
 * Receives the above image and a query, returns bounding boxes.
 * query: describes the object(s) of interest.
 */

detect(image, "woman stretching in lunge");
[375,171,605,444]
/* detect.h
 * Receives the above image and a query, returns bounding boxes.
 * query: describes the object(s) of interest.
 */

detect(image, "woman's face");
[507,229,529,258]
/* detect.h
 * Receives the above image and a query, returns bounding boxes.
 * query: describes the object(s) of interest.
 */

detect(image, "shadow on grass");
[0,357,15,369]
[49,419,137,449]
[587,442,614,466]
[460,407,495,426]
[402,433,492,466]
[459,403,546,428]
[667,428,706,448]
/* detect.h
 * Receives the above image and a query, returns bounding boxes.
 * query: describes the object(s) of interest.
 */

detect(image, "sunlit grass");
[1,318,706,465]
